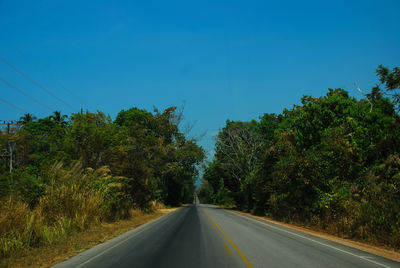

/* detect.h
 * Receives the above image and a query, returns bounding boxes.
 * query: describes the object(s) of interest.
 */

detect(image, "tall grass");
[0,161,133,260]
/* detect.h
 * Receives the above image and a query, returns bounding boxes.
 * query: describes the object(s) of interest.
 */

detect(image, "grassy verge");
[230,209,400,263]
[1,208,177,268]
[0,163,181,267]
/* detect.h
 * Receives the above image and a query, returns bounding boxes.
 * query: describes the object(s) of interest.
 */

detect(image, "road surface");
[53,200,400,268]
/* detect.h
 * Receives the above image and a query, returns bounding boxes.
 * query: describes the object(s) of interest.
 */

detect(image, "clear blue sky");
[1,0,400,158]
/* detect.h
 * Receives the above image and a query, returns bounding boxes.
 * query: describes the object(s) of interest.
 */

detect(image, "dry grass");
[0,161,178,268]
[1,208,177,268]
[0,162,107,262]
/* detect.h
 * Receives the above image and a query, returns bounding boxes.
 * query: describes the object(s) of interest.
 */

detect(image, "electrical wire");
[0,56,77,111]
[0,77,53,111]
[0,97,27,113]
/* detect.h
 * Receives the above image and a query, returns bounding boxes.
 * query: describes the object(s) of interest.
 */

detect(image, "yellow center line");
[202,208,254,268]
[224,244,232,255]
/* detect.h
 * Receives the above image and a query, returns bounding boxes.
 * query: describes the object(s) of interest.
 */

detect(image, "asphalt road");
[53,200,400,268]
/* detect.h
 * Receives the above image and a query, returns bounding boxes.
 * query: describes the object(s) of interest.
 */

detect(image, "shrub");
[0,161,136,260]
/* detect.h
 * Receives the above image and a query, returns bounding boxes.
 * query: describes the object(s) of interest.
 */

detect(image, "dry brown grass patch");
[1,208,178,268]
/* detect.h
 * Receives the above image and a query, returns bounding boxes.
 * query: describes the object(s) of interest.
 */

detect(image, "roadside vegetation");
[0,106,204,266]
[198,65,400,249]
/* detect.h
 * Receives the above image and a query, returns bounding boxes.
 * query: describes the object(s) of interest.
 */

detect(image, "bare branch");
[216,122,263,182]
[354,82,373,113]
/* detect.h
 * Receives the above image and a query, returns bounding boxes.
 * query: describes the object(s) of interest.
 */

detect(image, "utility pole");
[0,120,19,173]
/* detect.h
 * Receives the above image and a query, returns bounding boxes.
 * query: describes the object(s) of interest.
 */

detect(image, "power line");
[0,55,77,111]
[0,77,53,112]
[0,120,20,173]
[0,97,27,113]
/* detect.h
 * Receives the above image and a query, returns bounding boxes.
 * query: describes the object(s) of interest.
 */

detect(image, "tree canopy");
[200,66,400,248]
[1,106,205,209]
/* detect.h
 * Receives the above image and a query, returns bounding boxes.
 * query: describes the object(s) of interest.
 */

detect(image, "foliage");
[202,66,400,248]
[0,106,204,261]
[375,65,400,111]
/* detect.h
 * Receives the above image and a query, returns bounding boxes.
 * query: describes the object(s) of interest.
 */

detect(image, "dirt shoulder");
[231,210,400,263]
[2,208,178,268]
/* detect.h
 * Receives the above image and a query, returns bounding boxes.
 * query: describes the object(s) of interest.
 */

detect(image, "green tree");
[19,113,37,125]
[375,65,400,110]
[64,111,114,168]
[49,111,68,127]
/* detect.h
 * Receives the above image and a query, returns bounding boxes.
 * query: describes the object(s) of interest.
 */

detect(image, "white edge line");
[228,211,391,268]
[75,209,180,268]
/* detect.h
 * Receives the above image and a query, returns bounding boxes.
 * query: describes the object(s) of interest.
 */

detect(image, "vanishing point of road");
[53,198,400,268]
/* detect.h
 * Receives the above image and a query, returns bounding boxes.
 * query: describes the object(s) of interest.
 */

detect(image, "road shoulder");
[229,209,400,263]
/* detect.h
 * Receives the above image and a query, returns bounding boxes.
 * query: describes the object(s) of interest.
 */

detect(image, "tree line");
[0,106,204,258]
[198,65,400,248]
